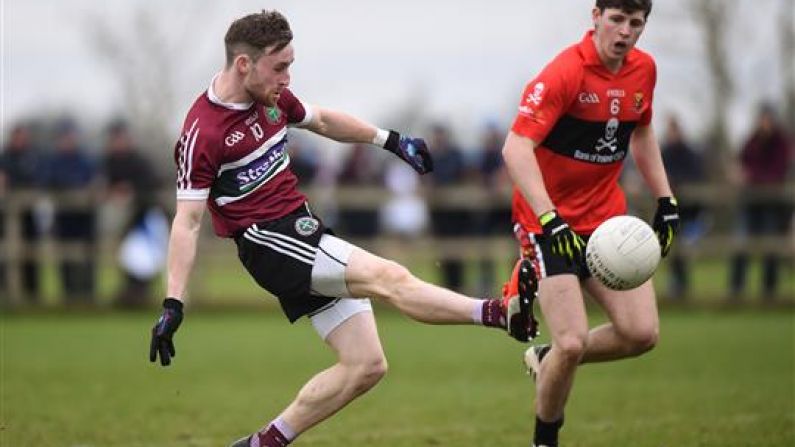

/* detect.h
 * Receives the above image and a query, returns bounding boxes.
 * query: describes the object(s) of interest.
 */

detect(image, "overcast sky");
[2,0,789,149]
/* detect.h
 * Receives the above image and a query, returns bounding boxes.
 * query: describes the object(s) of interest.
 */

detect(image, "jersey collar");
[578,30,638,70]
[207,73,254,111]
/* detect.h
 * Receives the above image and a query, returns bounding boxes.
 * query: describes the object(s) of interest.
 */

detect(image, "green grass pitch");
[2,308,793,446]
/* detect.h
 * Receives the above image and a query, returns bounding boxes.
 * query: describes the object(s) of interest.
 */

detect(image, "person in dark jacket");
[46,118,99,303]
[660,115,707,299]
[0,122,47,302]
[729,103,793,300]
[103,119,165,308]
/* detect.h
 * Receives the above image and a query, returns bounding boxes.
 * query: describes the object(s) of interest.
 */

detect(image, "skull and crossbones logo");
[595,118,619,152]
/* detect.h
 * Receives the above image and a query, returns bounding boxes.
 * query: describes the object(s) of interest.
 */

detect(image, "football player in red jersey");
[146,10,535,447]
[501,1,680,445]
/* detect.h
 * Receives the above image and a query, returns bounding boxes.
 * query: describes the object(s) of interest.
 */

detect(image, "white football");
[586,215,661,291]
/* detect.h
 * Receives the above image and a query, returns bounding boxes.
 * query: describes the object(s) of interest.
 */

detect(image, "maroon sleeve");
[278,88,312,126]
[174,115,220,200]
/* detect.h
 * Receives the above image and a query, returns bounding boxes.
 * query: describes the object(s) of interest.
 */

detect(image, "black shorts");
[234,204,336,322]
[514,223,592,280]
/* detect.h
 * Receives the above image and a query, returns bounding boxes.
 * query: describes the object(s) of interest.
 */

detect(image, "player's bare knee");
[616,322,658,356]
[555,332,588,363]
[365,356,388,383]
[627,326,659,356]
[370,259,413,300]
[349,356,388,393]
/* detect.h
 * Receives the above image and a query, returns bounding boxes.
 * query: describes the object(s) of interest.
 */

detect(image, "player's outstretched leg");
[343,247,535,342]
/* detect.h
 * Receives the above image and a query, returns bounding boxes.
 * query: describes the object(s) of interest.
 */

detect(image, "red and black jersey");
[174,77,312,237]
[511,30,656,235]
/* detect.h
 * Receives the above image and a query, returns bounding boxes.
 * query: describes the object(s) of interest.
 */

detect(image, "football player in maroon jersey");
[147,10,536,447]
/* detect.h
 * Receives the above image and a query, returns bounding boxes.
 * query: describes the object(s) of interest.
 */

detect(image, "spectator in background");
[0,122,47,302]
[427,123,469,290]
[472,123,511,296]
[730,103,793,301]
[288,139,319,187]
[336,143,387,237]
[379,159,429,239]
[660,115,707,300]
[338,143,384,186]
[102,119,167,308]
[46,118,98,304]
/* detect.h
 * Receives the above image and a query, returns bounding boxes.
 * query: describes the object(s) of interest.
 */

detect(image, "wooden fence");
[1,184,793,303]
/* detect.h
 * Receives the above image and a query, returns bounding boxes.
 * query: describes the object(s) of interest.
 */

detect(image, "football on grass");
[586,215,661,291]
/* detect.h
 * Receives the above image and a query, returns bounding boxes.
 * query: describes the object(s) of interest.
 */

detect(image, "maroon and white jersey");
[174,77,313,237]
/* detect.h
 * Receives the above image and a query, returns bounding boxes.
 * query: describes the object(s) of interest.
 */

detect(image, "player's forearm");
[502,132,555,215]
[165,208,203,301]
[631,126,673,198]
[309,106,378,144]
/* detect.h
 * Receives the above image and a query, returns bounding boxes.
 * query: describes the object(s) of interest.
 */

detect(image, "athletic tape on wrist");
[372,128,390,147]
[539,210,557,226]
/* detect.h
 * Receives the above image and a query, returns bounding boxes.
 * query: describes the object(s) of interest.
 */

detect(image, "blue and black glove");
[384,130,434,174]
[652,196,680,257]
[540,210,585,266]
[149,298,183,366]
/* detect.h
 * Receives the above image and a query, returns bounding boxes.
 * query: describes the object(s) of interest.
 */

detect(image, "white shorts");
[308,234,373,339]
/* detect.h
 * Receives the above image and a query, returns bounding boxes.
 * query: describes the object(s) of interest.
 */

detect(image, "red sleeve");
[511,56,579,143]
[174,116,219,201]
[639,57,656,126]
[278,88,313,127]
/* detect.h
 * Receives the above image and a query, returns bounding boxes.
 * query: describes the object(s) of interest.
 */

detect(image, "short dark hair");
[596,0,653,18]
[224,10,293,66]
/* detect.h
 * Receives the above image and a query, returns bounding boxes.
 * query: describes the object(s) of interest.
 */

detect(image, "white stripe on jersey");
[243,230,316,265]
[251,224,318,255]
[217,128,287,175]
[179,119,198,188]
[176,118,199,191]
[186,124,200,190]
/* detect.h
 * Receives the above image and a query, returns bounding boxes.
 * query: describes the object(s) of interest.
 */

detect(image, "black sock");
[533,415,564,446]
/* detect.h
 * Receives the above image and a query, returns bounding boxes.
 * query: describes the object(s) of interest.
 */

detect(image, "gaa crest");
[633,92,644,113]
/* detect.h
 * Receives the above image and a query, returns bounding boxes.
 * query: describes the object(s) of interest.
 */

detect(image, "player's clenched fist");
[540,210,585,266]
[383,130,434,174]
[149,298,184,366]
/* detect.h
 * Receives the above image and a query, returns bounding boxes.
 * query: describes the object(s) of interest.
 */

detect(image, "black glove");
[652,196,680,257]
[149,298,184,366]
[384,130,434,174]
[540,210,585,266]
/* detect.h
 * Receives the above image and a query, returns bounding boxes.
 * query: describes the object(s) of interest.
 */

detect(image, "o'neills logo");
[607,89,625,98]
